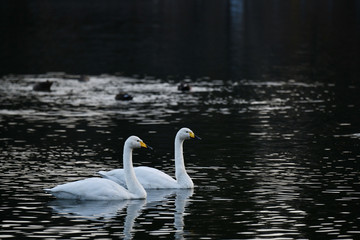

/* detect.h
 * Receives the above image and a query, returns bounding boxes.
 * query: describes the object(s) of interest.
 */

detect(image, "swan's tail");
[97,171,107,178]
[44,188,53,193]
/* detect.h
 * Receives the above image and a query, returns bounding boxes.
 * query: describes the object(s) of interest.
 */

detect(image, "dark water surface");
[1,75,360,239]
[1,0,360,239]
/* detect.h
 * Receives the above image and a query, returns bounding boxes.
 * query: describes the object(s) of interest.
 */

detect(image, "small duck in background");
[115,92,133,101]
[78,75,90,82]
[33,80,53,92]
[177,82,191,92]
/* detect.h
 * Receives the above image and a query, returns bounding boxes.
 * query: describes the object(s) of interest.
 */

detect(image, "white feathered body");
[99,166,181,189]
[44,177,139,200]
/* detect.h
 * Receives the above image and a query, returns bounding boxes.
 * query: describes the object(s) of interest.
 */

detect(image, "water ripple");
[1,75,360,239]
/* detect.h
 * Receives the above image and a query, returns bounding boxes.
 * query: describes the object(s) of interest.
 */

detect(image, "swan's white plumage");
[45,136,149,200]
[99,167,179,189]
[98,128,199,189]
[44,177,134,200]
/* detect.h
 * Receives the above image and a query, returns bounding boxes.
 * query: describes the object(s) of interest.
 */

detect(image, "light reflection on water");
[1,74,360,239]
[46,189,193,239]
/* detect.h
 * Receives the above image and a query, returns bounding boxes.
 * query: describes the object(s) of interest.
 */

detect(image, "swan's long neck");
[175,137,186,179]
[174,136,193,188]
[123,145,146,198]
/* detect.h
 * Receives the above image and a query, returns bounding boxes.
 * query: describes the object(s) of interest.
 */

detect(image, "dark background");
[1,0,360,83]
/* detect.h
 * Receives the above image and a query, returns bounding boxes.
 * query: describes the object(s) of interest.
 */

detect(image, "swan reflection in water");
[145,189,194,239]
[48,189,193,239]
[173,189,193,237]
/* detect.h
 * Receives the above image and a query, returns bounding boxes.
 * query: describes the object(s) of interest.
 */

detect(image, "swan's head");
[125,136,152,150]
[177,127,201,140]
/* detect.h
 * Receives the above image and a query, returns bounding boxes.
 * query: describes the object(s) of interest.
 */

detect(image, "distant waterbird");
[115,92,133,101]
[33,80,53,92]
[178,82,191,92]
[78,75,90,82]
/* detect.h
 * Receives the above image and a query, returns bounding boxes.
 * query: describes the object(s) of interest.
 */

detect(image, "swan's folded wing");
[98,166,178,189]
[45,177,132,200]
[98,169,127,187]
[135,166,178,189]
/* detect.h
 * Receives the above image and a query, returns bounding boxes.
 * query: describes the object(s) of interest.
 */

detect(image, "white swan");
[98,128,200,189]
[44,136,150,200]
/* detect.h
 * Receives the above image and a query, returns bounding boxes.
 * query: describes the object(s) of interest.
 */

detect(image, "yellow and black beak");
[189,132,201,140]
[140,141,153,150]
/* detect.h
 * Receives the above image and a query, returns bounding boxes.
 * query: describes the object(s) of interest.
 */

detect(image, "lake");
[1,0,360,239]
[1,75,360,239]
